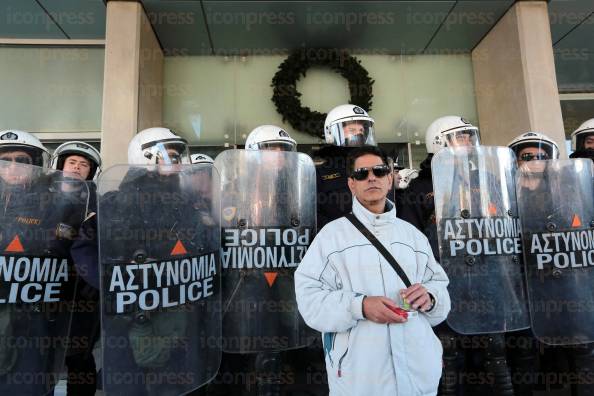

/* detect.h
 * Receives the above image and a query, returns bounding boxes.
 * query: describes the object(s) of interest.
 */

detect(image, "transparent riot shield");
[98,164,221,396]
[0,160,89,395]
[432,146,530,334]
[517,158,594,345]
[215,149,317,353]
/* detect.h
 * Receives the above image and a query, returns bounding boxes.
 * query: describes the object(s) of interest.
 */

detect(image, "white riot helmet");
[127,127,189,165]
[508,132,559,161]
[571,118,594,152]
[245,125,296,151]
[324,104,375,147]
[190,153,214,164]
[425,116,480,154]
[0,129,50,167]
[396,168,419,189]
[52,141,102,180]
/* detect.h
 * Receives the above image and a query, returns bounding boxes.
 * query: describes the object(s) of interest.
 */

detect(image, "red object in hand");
[385,304,408,319]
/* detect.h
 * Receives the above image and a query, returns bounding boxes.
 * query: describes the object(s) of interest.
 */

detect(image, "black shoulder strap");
[344,213,412,288]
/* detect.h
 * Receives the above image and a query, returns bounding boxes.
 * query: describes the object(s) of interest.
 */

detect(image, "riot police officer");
[244,127,297,152]
[51,141,102,396]
[52,141,102,182]
[570,118,594,160]
[513,131,594,396]
[508,132,562,395]
[52,141,102,288]
[99,127,221,396]
[396,116,479,258]
[0,129,50,168]
[314,104,376,229]
[0,129,89,395]
[431,120,526,396]
[398,117,521,396]
[209,125,316,396]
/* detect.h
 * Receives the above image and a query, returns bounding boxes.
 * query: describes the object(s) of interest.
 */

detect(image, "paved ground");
[50,340,571,396]
[51,381,571,396]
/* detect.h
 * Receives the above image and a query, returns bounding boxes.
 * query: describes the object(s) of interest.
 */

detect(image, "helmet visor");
[328,120,375,147]
[151,142,189,165]
[0,146,49,168]
[55,143,101,167]
[444,128,480,148]
[0,151,41,185]
[512,140,559,162]
[254,141,296,152]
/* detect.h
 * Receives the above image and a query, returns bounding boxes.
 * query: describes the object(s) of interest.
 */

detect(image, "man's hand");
[401,284,433,312]
[363,296,407,324]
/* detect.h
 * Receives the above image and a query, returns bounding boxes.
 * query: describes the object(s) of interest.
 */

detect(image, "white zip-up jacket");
[295,197,450,396]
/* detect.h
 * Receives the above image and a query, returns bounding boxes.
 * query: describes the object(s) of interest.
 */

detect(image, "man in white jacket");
[295,145,451,396]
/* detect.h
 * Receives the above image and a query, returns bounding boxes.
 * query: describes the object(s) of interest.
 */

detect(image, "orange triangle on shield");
[264,272,278,287]
[5,235,24,253]
[170,240,188,256]
[571,214,582,228]
[488,202,497,216]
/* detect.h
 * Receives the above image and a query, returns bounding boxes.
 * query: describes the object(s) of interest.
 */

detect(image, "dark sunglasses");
[520,152,549,162]
[0,156,32,165]
[350,165,391,181]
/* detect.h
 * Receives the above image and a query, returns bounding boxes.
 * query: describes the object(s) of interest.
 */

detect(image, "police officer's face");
[517,147,548,173]
[157,148,183,165]
[448,132,474,147]
[263,145,285,152]
[347,154,393,207]
[518,147,548,163]
[63,155,91,180]
[157,148,183,175]
[343,122,365,140]
[584,135,594,150]
[0,150,34,185]
[260,145,290,169]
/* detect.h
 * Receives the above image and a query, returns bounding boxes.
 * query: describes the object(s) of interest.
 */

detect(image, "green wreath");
[271,49,374,139]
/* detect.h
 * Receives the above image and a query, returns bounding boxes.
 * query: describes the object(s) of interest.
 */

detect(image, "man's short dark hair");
[346,145,389,176]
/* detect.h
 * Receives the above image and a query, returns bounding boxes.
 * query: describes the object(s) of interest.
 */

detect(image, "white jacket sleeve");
[295,231,365,333]
[420,238,451,326]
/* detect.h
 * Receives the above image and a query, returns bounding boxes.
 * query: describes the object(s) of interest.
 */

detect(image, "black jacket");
[570,150,594,161]
[314,146,355,229]
[395,154,439,259]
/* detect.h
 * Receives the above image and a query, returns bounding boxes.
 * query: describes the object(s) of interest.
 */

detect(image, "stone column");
[100,0,163,167]
[472,1,566,157]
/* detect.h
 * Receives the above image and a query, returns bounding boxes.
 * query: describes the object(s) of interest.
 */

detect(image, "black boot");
[438,326,462,396]
[506,330,537,396]
[255,352,282,396]
[484,334,514,396]
[66,352,97,396]
[570,343,594,396]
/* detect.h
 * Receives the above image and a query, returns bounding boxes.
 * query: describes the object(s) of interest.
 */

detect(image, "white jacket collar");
[352,196,396,226]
